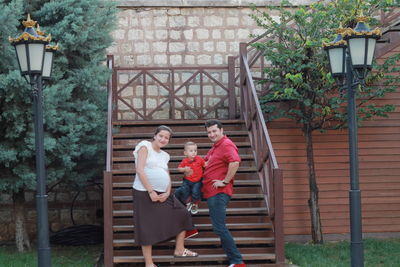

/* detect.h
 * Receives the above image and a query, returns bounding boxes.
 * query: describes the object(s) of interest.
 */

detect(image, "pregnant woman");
[132,125,198,267]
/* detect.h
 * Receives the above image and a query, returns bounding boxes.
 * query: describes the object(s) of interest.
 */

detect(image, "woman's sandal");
[174,248,198,258]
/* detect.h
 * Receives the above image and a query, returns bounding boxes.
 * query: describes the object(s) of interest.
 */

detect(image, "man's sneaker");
[185,229,198,239]
[228,263,246,267]
[186,202,192,211]
[190,203,199,214]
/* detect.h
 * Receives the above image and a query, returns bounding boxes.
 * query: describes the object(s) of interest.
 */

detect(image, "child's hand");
[204,161,208,167]
[184,166,193,177]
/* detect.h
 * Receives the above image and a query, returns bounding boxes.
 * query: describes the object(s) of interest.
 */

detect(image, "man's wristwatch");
[222,180,229,185]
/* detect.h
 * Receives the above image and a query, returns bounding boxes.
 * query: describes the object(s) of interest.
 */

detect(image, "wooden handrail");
[239,41,284,264]
[106,55,114,172]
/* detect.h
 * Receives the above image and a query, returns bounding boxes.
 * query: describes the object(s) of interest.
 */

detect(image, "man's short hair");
[205,119,222,129]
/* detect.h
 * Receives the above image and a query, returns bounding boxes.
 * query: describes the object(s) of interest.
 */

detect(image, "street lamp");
[9,14,58,267]
[324,17,381,267]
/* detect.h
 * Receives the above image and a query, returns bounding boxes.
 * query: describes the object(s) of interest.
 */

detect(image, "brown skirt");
[132,189,194,246]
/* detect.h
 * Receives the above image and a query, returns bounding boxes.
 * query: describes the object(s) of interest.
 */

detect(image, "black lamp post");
[9,14,57,267]
[324,17,381,267]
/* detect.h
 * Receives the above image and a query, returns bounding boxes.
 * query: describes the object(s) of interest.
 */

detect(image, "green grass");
[0,244,102,267]
[285,238,400,267]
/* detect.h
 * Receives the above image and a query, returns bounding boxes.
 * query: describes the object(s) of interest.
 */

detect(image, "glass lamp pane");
[328,47,345,75]
[348,38,366,65]
[28,43,45,72]
[366,38,376,66]
[15,44,28,72]
[42,51,54,79]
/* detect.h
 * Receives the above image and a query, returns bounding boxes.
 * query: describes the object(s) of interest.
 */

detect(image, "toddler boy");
[174,141,205,214]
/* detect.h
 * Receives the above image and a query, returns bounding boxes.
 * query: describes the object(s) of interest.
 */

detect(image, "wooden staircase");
[104,120,281,266]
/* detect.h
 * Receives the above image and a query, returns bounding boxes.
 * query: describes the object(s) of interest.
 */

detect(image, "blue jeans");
[174,179,202,204]
[207,193,243,264]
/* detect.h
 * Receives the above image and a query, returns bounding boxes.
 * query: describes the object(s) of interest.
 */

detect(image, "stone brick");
[212,29,221,39]
[214,54,224,64]
[155,29,168,40]
[185,55,195,65]
[203,85,214,95]
[122,43,133,53]
[224,30,235,39]
[148,85,159,96]
[203,42,214,52]
[124,55,135,65]
[130,17,139,27]
[154,54,168,65]
[216,42,226,52]
[196,29,209,40]
[238,29,251,39]
[198,55,212,65]
[128,29,144,40]
[169,42,185,53]
[153,42,168,52]
[137,55,152,65]
[119,74,129,84]
[154,16,168,26]
[133,98,143,109]
[0,210,12,223]
[167,8,181,16]
[170,55,183,65]
[169,16,186,27]
[170,30,182,40]
[183,29,193,40]
[134,42,150,53]
[188,16,200,27]
[113,29,125,40]
[227,17,239,26]
[187,42,200,52]
[204,15,223,27]
[145,30,154,40]
[146,98,157,109]
[141,17,152,27]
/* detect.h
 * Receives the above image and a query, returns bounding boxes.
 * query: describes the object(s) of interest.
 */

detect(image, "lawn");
[285,238,400,267]
[0,244,102,267]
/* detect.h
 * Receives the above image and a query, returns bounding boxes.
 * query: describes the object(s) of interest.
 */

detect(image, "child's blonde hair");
[184,141,197,150]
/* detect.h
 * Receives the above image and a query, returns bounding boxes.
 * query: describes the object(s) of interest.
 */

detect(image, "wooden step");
[111,166,257,175]
[112,207,267,217]
[112,154,254,163]
[113,141,251,150]
[113,236,275,247]
[112,179,260,189]
[113,130,248,139]
[113,252,276,263]
[113,222,273,232]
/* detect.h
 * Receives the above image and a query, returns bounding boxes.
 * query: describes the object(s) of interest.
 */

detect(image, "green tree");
[251,0,400,243]
[0,0,116,251]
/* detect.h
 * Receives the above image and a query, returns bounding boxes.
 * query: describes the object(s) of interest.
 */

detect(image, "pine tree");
[0,0,116,251]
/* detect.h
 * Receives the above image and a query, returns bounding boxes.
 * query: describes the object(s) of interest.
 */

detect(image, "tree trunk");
[13,190,31,252]
[303,125,323,244]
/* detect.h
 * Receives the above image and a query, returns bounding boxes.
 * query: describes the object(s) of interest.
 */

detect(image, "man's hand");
[212,179,226,188]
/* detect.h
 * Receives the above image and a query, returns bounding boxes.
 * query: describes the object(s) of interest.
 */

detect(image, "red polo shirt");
[202,135,241,199]
[178,155,205,182]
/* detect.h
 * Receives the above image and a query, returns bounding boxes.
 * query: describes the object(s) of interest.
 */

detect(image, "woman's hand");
[148,191,160,202]
[158,192,170,203]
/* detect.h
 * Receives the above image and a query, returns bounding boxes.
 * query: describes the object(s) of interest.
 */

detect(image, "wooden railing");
[110,63,238,121]
[236,39,285,263]
[104,55,114,267]
[380,9,400,28]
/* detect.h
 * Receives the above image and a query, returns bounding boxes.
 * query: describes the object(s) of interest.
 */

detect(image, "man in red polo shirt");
[203,119,246,267]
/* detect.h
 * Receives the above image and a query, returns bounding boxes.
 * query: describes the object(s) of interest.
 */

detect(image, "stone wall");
[0,187,102,241]
[108,5,272,66]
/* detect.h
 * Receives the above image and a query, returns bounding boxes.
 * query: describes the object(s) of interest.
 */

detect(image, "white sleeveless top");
[132,140,170,192]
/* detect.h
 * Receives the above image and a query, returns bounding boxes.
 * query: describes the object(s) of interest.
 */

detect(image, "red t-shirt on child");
[178,155,205,182]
